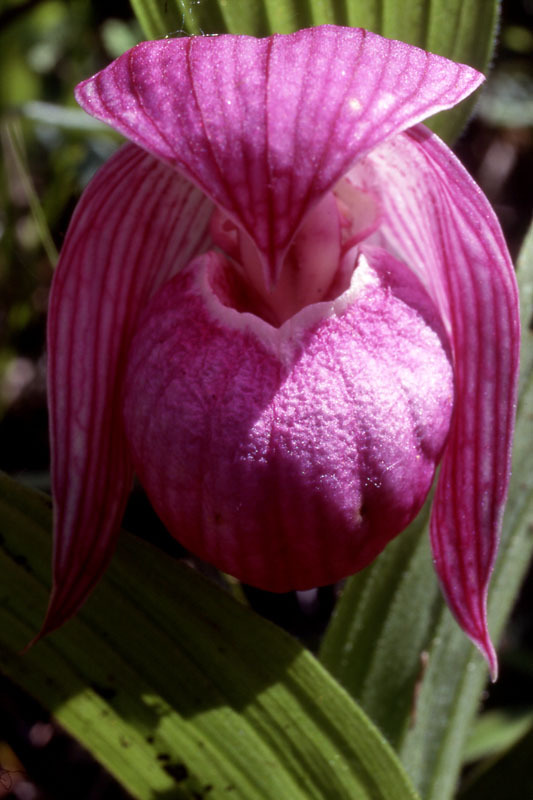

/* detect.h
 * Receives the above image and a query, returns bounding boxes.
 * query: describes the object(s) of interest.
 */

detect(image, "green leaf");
[320,218,533,800]
[463,709,533,764]
[517,218,533,399]
[0,473,420,800]
[128,0,498,142]
[20,101,111,131]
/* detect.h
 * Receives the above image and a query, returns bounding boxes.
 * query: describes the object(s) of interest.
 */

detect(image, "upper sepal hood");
[75,25,483,285]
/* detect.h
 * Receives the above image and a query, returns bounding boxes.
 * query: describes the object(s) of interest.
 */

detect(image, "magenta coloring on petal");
[42,26,519,677]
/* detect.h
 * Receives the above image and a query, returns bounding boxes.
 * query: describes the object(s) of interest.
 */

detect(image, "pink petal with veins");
[43,28,519,676]
[75,26,483,284]
[41,143,212,637]
[122,246,454,592]
[349,126,520,677]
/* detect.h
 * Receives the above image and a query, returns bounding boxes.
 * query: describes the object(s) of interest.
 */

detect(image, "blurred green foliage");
[0,0,139,421]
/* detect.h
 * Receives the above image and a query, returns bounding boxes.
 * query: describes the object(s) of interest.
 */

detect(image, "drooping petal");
[121,246,453,592]
[42,143,213,636]
[350,126,520,677]
[74,25,483,285]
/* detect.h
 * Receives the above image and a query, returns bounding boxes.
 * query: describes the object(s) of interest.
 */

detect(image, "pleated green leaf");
[0,473,420,800]
[128,0,498,143]
[320,218,533,800]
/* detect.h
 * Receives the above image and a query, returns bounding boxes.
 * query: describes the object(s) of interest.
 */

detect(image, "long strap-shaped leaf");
[128,0,499,143]
[320,220,533,800]
[0,473,420,800]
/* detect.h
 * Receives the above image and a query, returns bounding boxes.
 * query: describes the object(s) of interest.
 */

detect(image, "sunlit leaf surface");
[0,473,420,800]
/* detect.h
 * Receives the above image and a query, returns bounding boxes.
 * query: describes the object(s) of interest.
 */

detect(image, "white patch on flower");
[199,250,378,366]
[348,97,361,112]
[374,92,396,113]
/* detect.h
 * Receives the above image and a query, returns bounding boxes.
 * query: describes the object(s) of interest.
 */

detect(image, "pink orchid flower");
[44,25,519,677]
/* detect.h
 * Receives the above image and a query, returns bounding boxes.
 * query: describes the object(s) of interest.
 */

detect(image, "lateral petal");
[351,126,520,677]
[75,26,482,285]
[42,143,212,636]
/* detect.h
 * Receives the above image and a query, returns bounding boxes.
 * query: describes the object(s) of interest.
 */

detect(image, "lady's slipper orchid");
[44,25,519,677]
